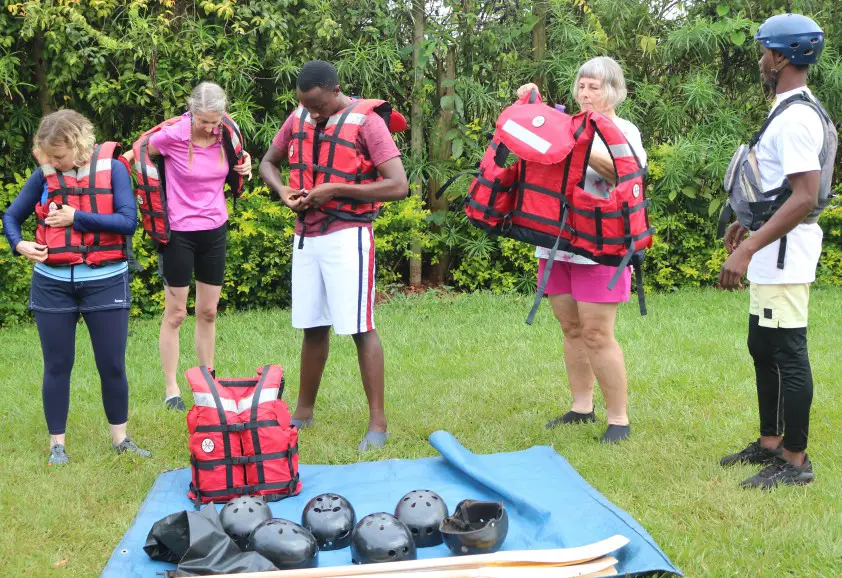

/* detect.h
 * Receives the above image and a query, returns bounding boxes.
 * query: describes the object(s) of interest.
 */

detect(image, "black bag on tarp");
[143,502,278,576]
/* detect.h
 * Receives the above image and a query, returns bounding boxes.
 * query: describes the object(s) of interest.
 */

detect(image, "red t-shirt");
[271,105,401,237]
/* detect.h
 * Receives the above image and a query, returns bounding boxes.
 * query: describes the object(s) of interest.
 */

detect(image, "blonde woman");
[2,110,150,464]
[127,82,252,409]
[518,57,647,444]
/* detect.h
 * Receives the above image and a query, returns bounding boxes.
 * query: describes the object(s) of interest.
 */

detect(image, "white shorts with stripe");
[291,227,376,335]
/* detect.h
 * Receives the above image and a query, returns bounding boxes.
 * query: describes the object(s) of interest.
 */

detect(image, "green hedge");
[2,0,841,325]
[4,178,840,326]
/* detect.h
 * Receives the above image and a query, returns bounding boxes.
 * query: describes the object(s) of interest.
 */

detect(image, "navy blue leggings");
[34,309,130,435]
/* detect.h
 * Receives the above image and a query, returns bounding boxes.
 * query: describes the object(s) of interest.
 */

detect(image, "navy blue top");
[2,160,136,255]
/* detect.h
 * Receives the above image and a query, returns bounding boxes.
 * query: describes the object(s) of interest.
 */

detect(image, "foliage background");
[0,0,840,324]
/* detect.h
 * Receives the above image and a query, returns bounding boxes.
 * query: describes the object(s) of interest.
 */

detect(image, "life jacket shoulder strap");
[578,111,646,180]
[220,113,246,197]
[345,98,385,117]
[750,92,832,148]
[132,116,183,179]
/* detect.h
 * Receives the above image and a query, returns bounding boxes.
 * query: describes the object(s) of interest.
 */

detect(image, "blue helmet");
[755,13,824,65]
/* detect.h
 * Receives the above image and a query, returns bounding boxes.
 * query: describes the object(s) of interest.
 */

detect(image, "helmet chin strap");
[762,68,779,93]
[764,55,790,92]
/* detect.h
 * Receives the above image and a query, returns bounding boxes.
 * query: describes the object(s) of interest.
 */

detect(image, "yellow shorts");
[749,283,810,329]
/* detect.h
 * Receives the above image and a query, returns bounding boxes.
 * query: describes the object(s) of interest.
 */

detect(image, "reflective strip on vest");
[295,106,315,126]
[327,112,367,128]
[193,387,281,414]
[228,128,241,151]
[41,158,113,180]
[608,143,633,158]
[136,160,160,181]
[501,119,551,154]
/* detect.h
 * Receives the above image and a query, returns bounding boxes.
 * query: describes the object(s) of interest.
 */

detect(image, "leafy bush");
[1,0,840,325]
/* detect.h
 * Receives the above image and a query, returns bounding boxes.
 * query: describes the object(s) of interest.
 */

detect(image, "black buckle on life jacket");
[287,474,300,495]
[286,442,299,494]
[189,481,202,509]
[500,213,513,234]
[298,216,307,249]
[777,235,787,270]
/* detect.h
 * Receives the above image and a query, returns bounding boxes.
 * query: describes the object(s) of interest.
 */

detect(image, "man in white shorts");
[719,14,835,488]
[259,61,408,451]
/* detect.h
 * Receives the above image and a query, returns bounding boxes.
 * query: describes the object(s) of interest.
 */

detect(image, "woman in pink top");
[133,82,252,409]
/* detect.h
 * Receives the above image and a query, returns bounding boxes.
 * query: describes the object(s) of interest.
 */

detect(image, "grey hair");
[186,81,228,168]
[572,57,628,110]
[187,81,228,114]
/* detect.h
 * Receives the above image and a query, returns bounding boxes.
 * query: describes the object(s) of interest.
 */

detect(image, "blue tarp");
[102,430,681,577]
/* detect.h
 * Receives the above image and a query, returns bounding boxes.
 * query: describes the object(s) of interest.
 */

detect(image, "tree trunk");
[428,48,456,284]
[532,0,547,89]
[460,0,471,72]
[33,32,50,115]
[408,0,425,286]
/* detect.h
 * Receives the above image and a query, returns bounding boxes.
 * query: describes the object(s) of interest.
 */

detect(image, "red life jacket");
[34,141,129,267]
[463,91,652,319]
[132,113,246,245]
[186,365,302,506]
[287,99,406,241]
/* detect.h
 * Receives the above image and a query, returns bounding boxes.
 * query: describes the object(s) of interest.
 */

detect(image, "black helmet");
[301,493,356,550]
[351,512,417,564]
[394,489,449,548]
[247,518,319,570]
[440,500,508,555]
[219,495,273,550]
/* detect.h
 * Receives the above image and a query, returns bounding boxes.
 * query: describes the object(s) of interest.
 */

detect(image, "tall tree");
[409,0,426,286]
[533,0,548,90]
[428,47,456,283]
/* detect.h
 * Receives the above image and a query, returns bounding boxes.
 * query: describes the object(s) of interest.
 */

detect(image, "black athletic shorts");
[158,222,228,287]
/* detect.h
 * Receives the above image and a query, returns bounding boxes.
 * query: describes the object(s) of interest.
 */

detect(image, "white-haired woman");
[128,82,252,409]
[518,56,647,443]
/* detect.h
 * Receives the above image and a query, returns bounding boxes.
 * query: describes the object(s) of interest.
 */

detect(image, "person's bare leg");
[352,330,387,432]
[194,281,223,372]
[549,294,597,415]
[578,301,629,428]
[293,326,331,425]
[159,285,190,399]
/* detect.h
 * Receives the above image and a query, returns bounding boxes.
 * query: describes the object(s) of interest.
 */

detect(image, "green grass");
[1,288,841,577]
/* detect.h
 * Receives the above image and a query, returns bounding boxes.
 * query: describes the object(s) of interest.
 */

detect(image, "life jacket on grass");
[186,365,301,507]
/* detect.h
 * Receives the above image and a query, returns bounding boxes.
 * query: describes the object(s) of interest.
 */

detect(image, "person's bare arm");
[587,150,616,182]
[300,158,409,208]
[719,170,820,288]
[259,145,307,212]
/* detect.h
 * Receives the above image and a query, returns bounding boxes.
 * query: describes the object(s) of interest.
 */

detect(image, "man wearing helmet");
[719,14,836,488]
